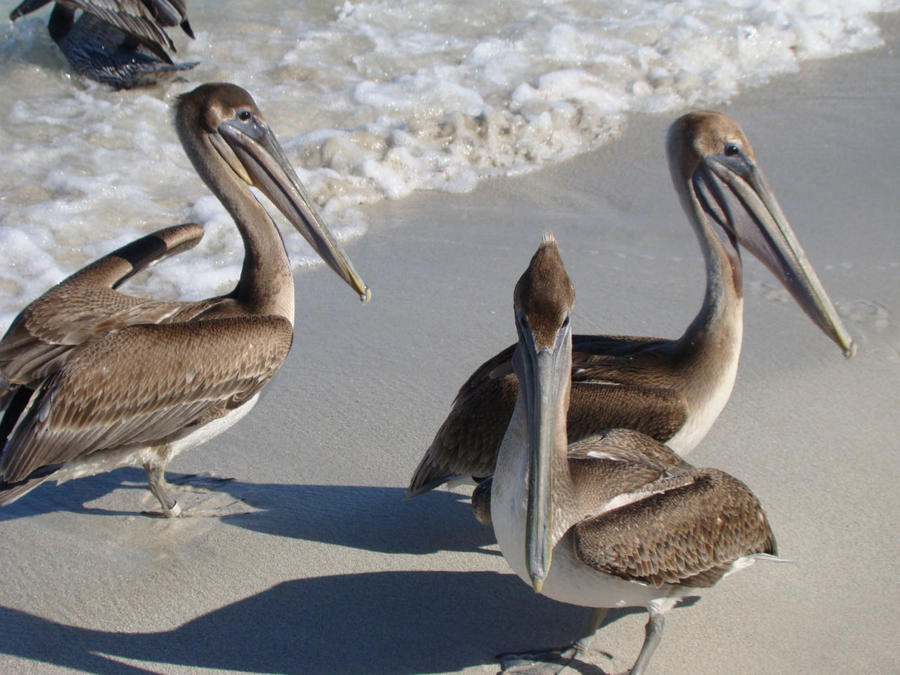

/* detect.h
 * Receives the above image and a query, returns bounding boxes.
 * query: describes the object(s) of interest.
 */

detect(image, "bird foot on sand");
[140,501,181,518]
[498,645,579,673]
[498,641,612,674]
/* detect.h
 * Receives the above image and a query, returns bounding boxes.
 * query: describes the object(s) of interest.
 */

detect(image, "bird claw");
[139,502,181,519]
[497,638,613,674]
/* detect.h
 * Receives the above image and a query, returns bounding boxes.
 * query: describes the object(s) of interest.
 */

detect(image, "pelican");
[10,0,196,88]
[0,82,370,516]
[408,111,854,502]
[491,234,779,674]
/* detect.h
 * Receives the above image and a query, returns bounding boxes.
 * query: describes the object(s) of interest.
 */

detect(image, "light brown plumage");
[409,110,853,499]
[0,224,210,389]
[573,469,776,588]
[0,83,369,515]
[490,234,778,674]
[1,317,291,482]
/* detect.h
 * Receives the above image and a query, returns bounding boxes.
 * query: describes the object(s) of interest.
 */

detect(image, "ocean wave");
[0,0,896,328]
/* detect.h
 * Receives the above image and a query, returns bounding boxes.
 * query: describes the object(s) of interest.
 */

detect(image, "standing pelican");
[409,111,854,500]
[491,234,778,674]
[0,82,370,516]
[9,0,196,88]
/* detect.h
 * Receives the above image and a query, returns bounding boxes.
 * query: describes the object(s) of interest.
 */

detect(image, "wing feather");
[573,469,777,588]
[0,316,292,482]
[0,225,217,385]
[407,334,686,495]
[66,0,191,59]
[11,0,193,62]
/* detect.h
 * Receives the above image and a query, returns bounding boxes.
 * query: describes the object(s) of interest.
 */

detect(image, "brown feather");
[10,0,194,63]
[0,224,208,386]
[1,316,292,482]
[572,469,776,588]
[1,84,368,515]
[406,335,688,495]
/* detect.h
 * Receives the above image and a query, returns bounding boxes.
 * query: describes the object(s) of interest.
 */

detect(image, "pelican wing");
[63,0,191,61]
[9,0,53,21]
[0,315,293,482]
[572,469,777,588]
[567,429,690,474]
[0,225,218,385]
[407,344,519,495]
[407,334,686,496]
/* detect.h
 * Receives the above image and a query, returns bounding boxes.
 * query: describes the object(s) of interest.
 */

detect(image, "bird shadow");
[0,467,497,555]
[0,468,147,520]
[219,479,500,555]
[0,582,702,675]
[0,471,701,674]
[0,570,597,674]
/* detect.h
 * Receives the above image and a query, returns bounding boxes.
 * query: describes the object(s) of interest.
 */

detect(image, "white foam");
[1,0,896,331]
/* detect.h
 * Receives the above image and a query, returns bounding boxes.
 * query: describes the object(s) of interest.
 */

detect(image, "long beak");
[513,314,570,593]
[216,118,371,303]
[695,153,854,357]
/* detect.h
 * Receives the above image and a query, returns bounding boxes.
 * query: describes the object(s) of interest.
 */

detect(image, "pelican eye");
[517,312,530,331]
[724,143,740,157]
[237,109,253,122]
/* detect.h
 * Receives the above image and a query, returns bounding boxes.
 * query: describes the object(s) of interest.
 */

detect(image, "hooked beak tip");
[842,339,857,359]
[360,286,372,304]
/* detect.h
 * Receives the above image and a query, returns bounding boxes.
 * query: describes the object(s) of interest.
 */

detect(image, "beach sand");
[0,14,897,675]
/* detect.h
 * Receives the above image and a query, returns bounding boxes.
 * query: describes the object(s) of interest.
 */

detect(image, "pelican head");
[667,111,854,358]
[176,83,371,303]
[511,233,575,592]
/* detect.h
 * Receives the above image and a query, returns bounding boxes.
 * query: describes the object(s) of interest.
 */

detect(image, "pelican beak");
[513,310,571,593]
[215,117,371,303]
[693,152,854,357]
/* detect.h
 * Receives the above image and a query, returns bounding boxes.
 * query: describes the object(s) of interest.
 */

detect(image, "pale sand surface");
[1,15,897,675]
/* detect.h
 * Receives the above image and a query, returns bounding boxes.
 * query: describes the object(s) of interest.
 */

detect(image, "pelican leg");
[143,463,181,518]
[571,607,608,654]
[629,610,665,675]
[471,477,493,526]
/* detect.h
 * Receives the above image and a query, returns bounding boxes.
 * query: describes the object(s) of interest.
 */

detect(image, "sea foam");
[0,0,896,330]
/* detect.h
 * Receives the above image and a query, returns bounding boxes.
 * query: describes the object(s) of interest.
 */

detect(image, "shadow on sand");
[0,468,497,555]
[0,570,626,674]
[0,470,698,674]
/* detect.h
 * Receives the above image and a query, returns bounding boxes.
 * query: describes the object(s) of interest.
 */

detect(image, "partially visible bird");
[10,0,197,88]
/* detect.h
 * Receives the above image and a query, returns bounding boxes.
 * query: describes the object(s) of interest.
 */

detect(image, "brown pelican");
[408,111,854,501]
[0,82,370,516]
[491,234,778,674]
[10,0,196,88]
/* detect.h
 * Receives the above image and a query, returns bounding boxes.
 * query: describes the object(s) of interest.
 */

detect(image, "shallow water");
[0,0,896,329]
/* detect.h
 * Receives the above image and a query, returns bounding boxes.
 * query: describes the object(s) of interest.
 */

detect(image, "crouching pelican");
[490,235,779,674]
[409,111,854,504]
[10,0,197,88]
[0,83,370,516]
